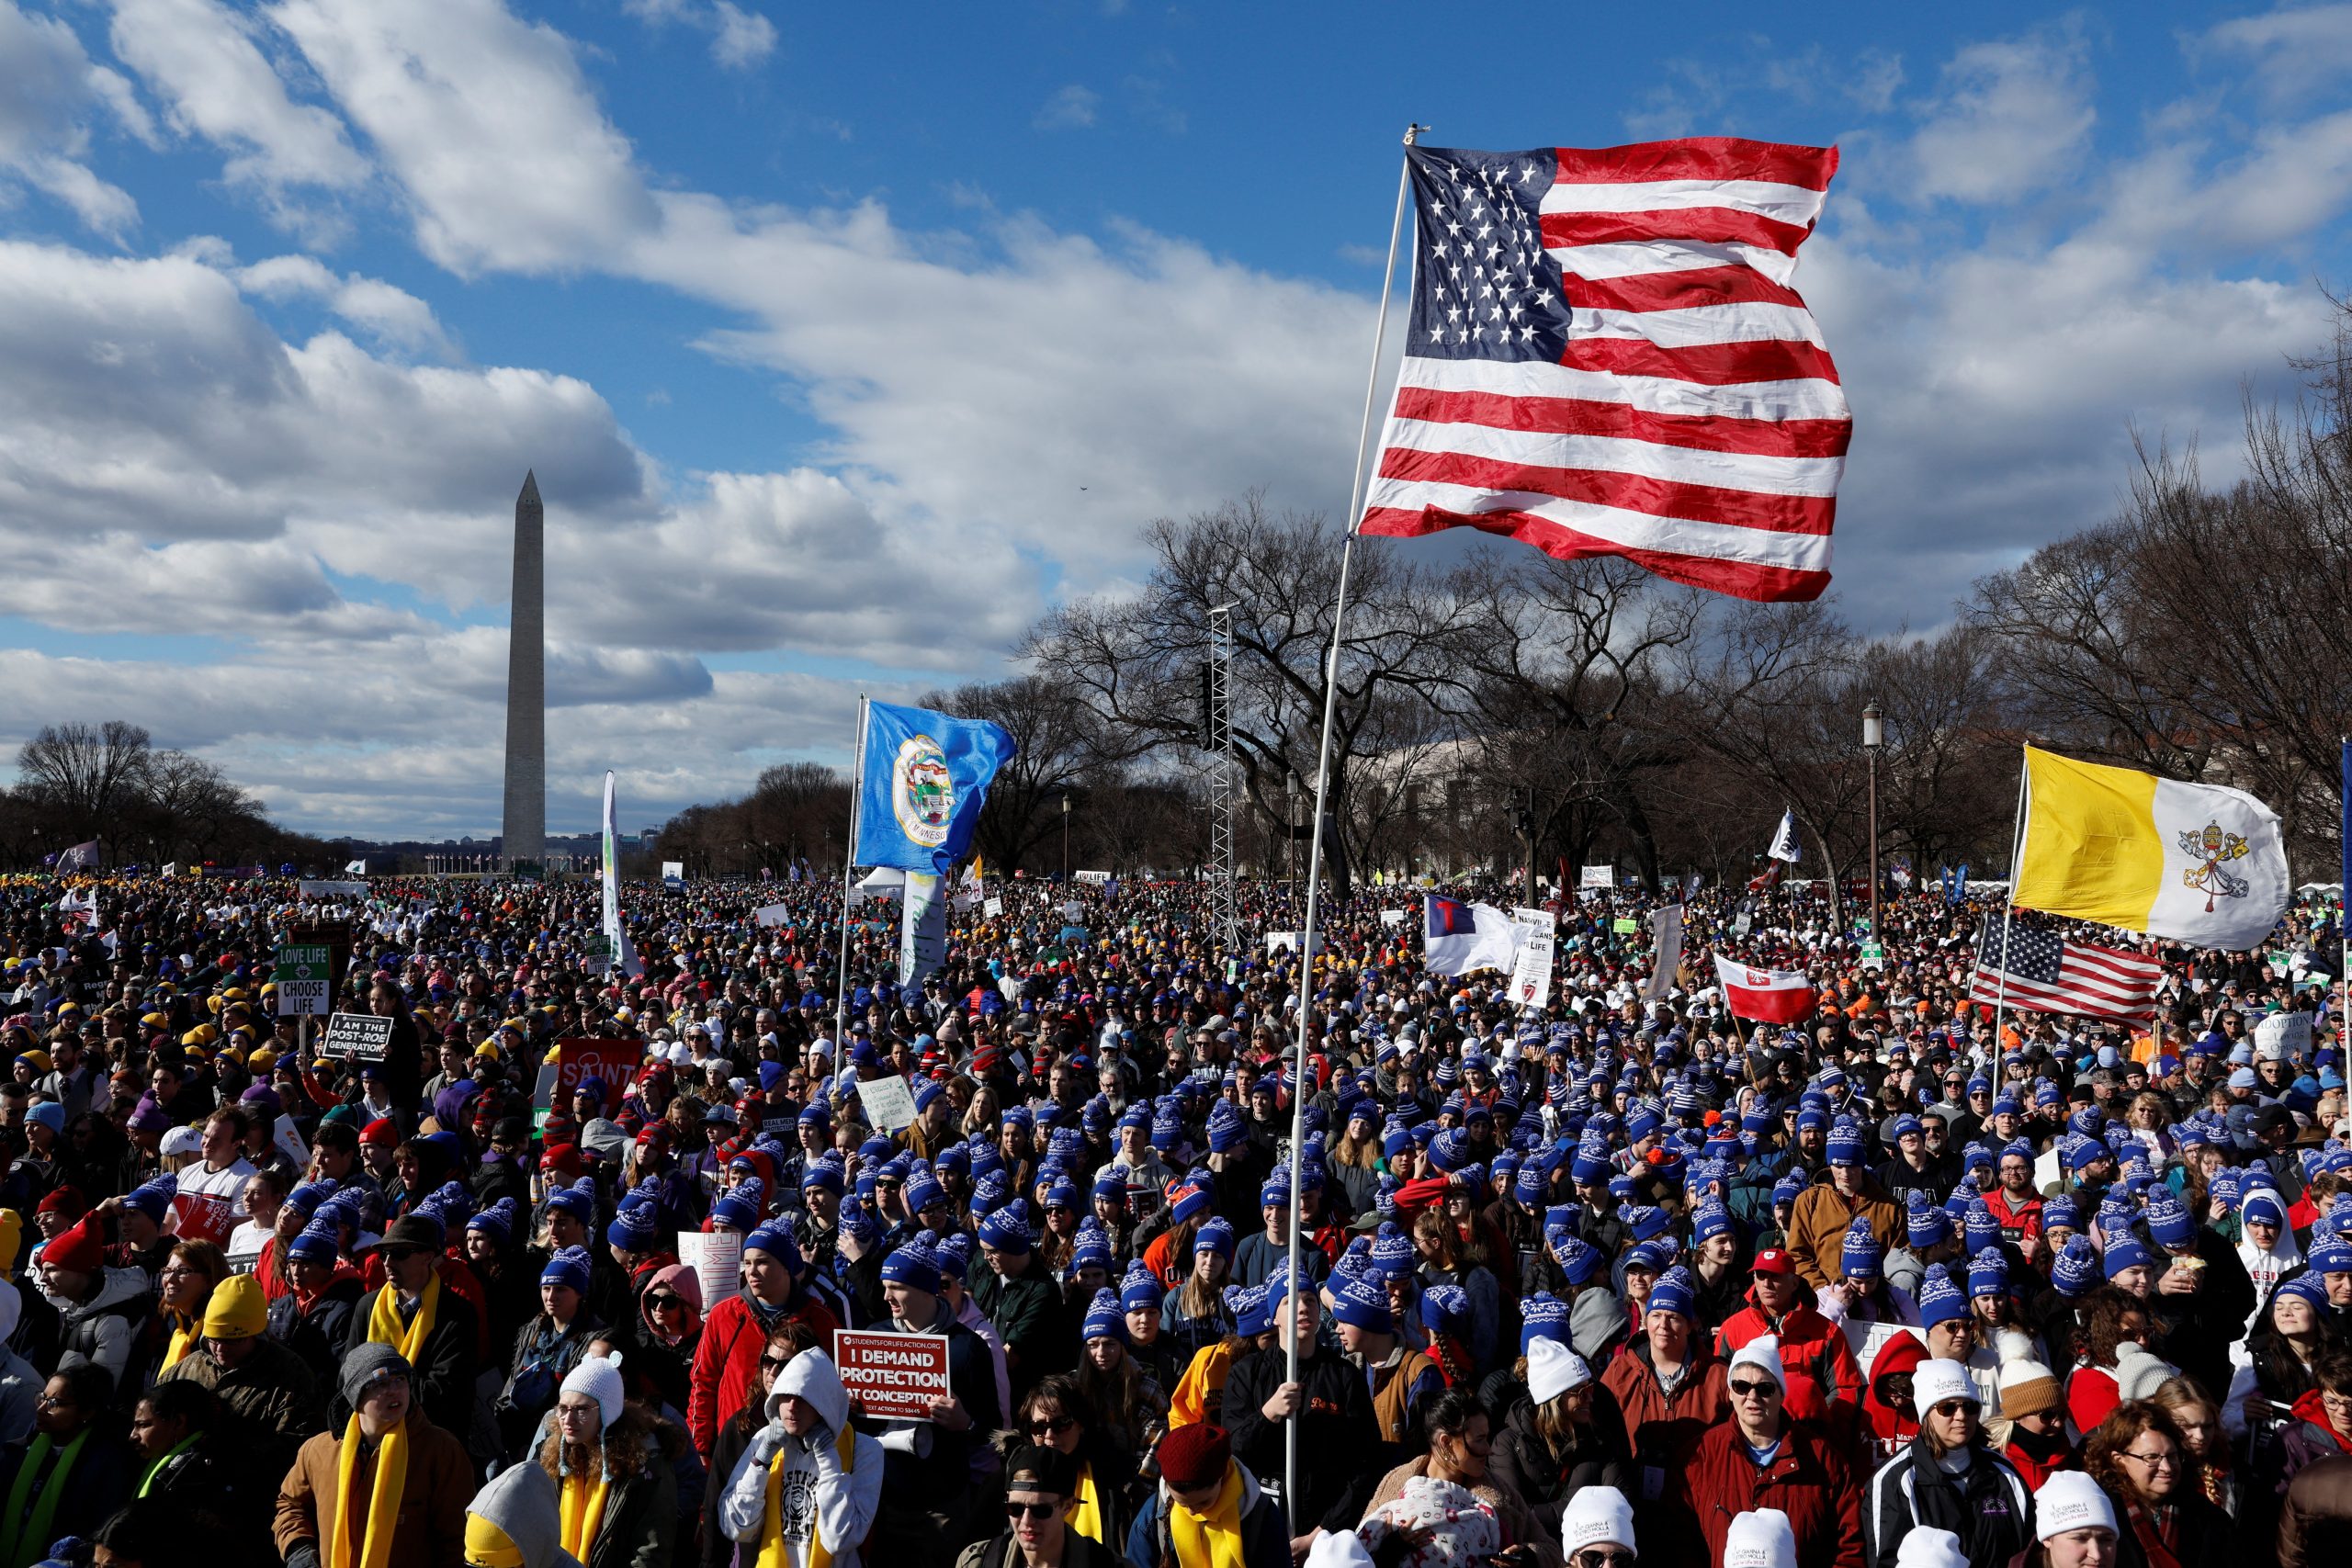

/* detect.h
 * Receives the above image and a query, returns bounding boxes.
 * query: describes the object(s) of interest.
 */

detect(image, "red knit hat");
[359,1117,400,1148]
[1156,1424,1231,1492]
[43,1213,105,1275]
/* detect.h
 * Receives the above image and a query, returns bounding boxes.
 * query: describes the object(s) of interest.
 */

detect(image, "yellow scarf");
[1168,1464,1246,1568]
[559,1468,610,1561]
[757,1424,857,1568]
[329,1415,408,1568]
[366,1271,440,1363]
[162,1309,199,1371]
[1069,1461,1104,1544]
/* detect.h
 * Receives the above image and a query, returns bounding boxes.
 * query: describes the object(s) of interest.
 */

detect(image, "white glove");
[749,1425,787,1465]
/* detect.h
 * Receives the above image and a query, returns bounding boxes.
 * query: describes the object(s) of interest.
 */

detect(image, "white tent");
[855,867,906,892]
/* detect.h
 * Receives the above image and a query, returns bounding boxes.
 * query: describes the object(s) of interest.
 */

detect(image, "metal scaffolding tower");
[1205,602,1240,953]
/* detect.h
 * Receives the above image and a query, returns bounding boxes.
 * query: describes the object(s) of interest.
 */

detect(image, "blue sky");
[2,0,2349,839]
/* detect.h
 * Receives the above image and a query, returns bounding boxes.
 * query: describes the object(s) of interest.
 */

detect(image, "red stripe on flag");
[1542,207,1814,256]
[1377,446,1837,536]
[1559,264,1809,315]
[1552,140,1838,191]
[1560,334,1844,388]
[1389,386,1853,460]
[1359,504,1830,603]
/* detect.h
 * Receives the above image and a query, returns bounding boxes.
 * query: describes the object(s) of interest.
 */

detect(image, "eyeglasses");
[1728,1380,1779,1399]
[760,1355,793,1372]
[1574,1552,1637,1568]
[1929,1400,1975,1418]
[1004,1501,1061,1521]
[1027,1415,1075,1437]
[2120,1448,2180,1470]
[648,1295,684,1311]
[35,1393,69,1409]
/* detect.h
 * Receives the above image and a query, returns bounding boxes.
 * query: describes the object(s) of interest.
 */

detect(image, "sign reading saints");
[892,734,956,849]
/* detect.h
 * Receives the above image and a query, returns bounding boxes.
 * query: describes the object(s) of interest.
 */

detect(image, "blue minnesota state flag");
[854,700,1018,874]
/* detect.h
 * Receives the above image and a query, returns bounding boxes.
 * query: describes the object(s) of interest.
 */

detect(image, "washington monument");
[502,470,545,867]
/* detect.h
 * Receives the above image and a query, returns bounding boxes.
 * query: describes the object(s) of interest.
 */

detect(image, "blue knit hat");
[1963,1201,2001,1255]
[1552,1232,1605,1286]
[710,1189,762,1232]
[1826,1127,1866,1167]
[1194,1218,1237,1259]
[1906,1199,1951,1250]
[1521,1292,1570,1349]
[978,1201,1036,1252]
[1840,1220,1883,1280]
[287,1222,340,1266]
[2041,1195,2080,1235]
[1419,1282,1470,1337]
[880,1239,941,1294]
[540,1245,592,1297]
[1070,1227,1114,1277]
[124,1177,176,1223]
[1120,1262,1162,1314]
[1080,1288,1126,1343]
[545,1179,596,1223]
[1646,1266,1695,1320]
[1331,1271,1394,1331]
[286,1179,339,1221]
[904,1168,946,1215]
[744,1223,800,1272]
[1369,1223,1415,1280]
[1228,1283,1272,1337]
[1691,1203,1735,1245]
[467,1197,516,1246]
[1771,1172,1806,1207]
[606,1206,659,1254]
[2052,1236,2100,1297]
[1917,1265,1967,1326]
[2104,1235,2154,1279]
[1967,1247,2007,1298]
[1168,1186,1212,1226]
[2144,1194,2196,1249]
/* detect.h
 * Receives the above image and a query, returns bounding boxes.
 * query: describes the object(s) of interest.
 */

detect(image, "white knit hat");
[1304,1531,1374,1568]
[1909,1358,1977,1416]
[1528,1337,1593,1404]
[1560,1485,1636,1557]
[560,1352,626,1430]
[1728,1335,1785,1392]
[1895,1528,1967,1568]
[1723,1508,1797,1568]
[2035,1472,2118,1542]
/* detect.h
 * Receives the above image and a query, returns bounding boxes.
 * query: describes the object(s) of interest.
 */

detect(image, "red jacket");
[1715,1291,1864,1414]
[1983,1188,2043,1251]
[1673,1418,1865,1568]
[686,1288,841,1457]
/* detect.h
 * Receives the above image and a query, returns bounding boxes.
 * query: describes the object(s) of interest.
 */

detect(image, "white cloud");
[270,0,657,274]
[707,2,775,70]
[2203,3,2352,102]
[0,0,141,237]
[1908,29,2098,203]
[622,0,775,73]
[238,252,456,357]
[104,0,369,221]
[1035,85,1100,130]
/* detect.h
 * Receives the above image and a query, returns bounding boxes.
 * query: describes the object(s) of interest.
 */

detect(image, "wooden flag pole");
[1991,746,2029,1052]
[1283,120,1424,1521]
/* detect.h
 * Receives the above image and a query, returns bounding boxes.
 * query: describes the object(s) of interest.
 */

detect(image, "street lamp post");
[1862,699,1883,941]
[1061,794,1072,882]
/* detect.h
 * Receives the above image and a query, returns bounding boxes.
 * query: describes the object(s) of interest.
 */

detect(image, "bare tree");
[920,676,1102,874]
[17,720,153,851]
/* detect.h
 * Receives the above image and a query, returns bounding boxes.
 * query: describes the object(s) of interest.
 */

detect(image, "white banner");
[1072,869,1113,885]
[859,1073,918,1133]
[1579,864,1614,889]
[662,861,684,880]
[297,880,368,899]
[753,902,791,927]
[677,1231,741,1314]
[1508,930,1555,1010]
[900,870,947,989]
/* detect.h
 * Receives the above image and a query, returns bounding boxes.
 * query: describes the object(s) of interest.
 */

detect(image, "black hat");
[1002,1444,1078,1498]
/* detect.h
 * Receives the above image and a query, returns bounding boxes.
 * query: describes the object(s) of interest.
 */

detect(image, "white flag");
[1423,895,1522,977]
[1642,904,1684,1003]
[1768,809,1803,863]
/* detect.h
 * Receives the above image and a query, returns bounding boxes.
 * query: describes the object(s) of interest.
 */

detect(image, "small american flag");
[1360,139,1849,603]
[1967,923,2162,1021]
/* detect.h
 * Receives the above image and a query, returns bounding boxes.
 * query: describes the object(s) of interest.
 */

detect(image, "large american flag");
[1967,922,2163,1021]
[1359,140,1849,603]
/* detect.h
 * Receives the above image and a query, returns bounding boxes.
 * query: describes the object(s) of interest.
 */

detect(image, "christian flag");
[1713,952,1815,1023]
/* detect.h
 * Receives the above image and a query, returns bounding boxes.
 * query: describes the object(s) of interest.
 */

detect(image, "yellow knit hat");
[200,1273,268,1340]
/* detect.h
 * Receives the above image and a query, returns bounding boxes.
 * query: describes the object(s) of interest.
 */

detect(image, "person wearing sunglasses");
[625,1261,704,1417]
[953,1442,1118,1568]
[1861,1359,2032,1568]
[1673,1336,1864,1568]
[1557,1484,1640,1568]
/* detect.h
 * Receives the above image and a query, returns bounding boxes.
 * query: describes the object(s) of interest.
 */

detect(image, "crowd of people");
[0,865,2346,1568]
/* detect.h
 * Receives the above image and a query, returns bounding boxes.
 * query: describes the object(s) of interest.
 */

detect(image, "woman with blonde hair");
[2146,1377,2236,1519]
[152,1238,230,1374]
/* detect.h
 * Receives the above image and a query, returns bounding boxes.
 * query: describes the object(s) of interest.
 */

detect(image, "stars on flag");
[1409,149,1571,363]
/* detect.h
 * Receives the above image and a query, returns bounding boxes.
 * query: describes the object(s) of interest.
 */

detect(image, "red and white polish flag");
[1713,953,1816,1023]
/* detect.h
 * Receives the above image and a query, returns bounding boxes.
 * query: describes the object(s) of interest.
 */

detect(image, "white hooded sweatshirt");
[720,1348,885,1568]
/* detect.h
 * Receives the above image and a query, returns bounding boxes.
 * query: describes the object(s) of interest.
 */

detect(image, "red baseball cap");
[1751,1247,1795,1276]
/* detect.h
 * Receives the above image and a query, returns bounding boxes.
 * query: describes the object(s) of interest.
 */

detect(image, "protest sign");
[2255,1010,2312,1056]
[753,903,791,927]
[273,1113,311,1170]
[677,1230,742,1311]
[662,861,684,880]
[832,1330,948,1422]
[858,1073,919,1133]
[1579,864,1614,889]
[1508,931,1555,1010]
[168,1190,234,1247]
[318,1012,393,1063]
[1611,917,1639,934]
[275,942,333,1017]
[1511,906,1555,931]
[1379,908,1406,927]
[1263,931,1320,958]
[554,1037,645,1114]
[1073,870,1112,885]
[982,896,1003,918]
[296,880,368,899]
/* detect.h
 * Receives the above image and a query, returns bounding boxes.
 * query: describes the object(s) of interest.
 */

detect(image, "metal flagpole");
[1283,120,1424,1521]
[1991,746,2029,1053]
[835,696,869,1050]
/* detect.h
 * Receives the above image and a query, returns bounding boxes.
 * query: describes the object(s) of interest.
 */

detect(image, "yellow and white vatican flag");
[2014,745,2289,951]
